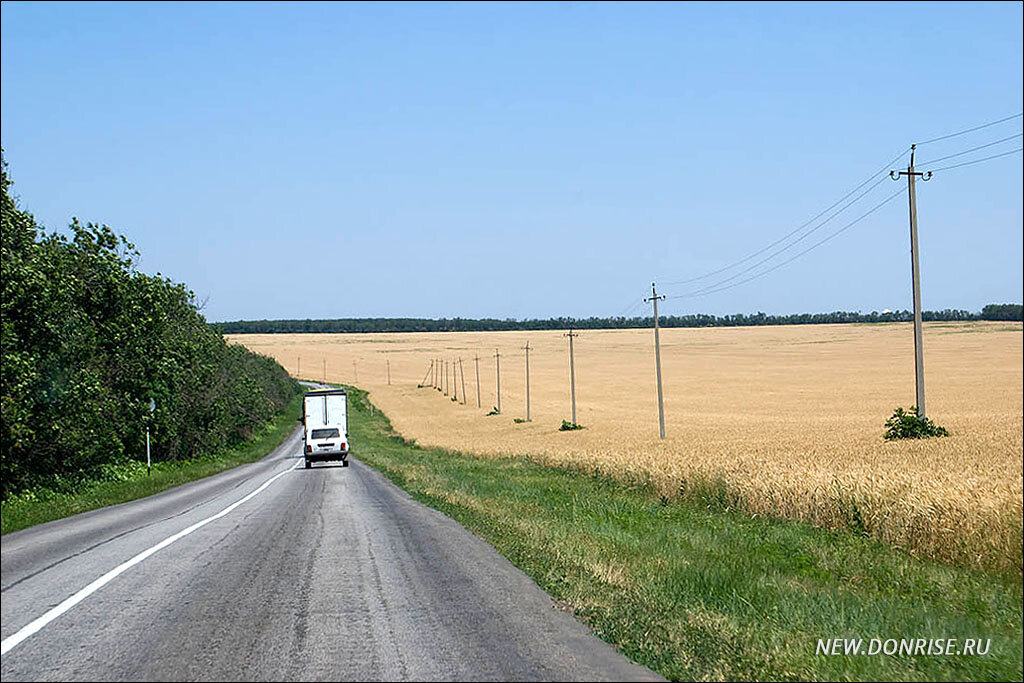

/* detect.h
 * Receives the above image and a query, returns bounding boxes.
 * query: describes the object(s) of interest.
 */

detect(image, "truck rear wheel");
[304,458,311,469]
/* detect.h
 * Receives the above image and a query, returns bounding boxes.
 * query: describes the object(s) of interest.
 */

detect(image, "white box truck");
[302,389,349,468]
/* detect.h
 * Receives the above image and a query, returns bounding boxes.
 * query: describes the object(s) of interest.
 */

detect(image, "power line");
[615,296,645,318]
[659,147,909,287]
[672,174,890,298]
[930,147,1022,173]
[666,186,907,301]
[918,132,1023,166]
[915,112,1023,146]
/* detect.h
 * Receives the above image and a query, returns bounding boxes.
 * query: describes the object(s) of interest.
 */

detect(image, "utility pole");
[645,282,666,439]
[494,348,502,414]
[297,356,301,379]
[443,360,448,395]
[353,360,358,384]
[387,359,391,385]
[452,358,458,402]
[565,329,579,425]
[891,145,932,417]
[420,361,433,388]
[474,354,481,408]
[459,358,468,405]
[523,341,531,422]
[322,358,327,385]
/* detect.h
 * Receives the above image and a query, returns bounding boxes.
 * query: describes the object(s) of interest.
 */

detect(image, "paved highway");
[1,426,661,681]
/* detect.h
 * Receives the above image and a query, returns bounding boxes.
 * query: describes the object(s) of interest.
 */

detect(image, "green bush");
[559,419,584,431]
[883,406,949,440]
[1,156,298,499]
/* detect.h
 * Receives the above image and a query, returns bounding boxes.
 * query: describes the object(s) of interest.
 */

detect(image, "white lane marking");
[0,460,302,657]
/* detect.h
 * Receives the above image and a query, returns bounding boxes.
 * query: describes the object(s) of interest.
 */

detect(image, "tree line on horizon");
[214,304,1022,335]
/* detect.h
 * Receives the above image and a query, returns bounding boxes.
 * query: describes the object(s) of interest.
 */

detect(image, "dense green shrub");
[1,157,297,499]
[883,407,949,440]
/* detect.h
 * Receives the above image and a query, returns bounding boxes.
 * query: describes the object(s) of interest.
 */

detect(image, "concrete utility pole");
[444,360,448,395]
[523,341,531,422]
[420,361,433,388]
[297,357,301,379]
[459,358,468,405]
[891,145,932,417]
[494,349,502,414]
[474,354,482,408]
[322,358,327,385]
[565,329,579,425]
[353,361,358,384]
[644,282,666,439]
[452,358,458,402]
[387,359,391,385]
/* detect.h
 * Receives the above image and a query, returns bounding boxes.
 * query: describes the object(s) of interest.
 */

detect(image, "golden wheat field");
[230,321,1023,569]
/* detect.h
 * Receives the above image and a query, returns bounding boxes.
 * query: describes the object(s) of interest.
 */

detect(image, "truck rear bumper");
[305,451,349,462]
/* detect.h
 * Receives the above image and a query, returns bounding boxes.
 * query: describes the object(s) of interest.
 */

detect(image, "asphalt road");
[1,427,661,681]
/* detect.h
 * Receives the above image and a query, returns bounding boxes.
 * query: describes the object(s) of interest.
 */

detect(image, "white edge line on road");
[0,459,302,657]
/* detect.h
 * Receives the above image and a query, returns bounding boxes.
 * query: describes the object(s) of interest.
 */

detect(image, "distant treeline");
[1,159,298,499]
[215,304,1022,335]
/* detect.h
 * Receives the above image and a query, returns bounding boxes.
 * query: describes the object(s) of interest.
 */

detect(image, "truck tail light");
[340,442,347,451]
[305,444,312,453]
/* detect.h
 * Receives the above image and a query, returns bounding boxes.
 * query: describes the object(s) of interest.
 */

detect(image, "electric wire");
[644,113,1021,308]
[659,147,910,287]
[615,297,645,318]
[917,132,1023,166]
[929,147,1023,173]
[665,186,908,301]
[670,174,890,298]
[915,112,1023,145]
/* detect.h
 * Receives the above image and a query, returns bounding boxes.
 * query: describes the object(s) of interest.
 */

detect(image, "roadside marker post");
[147,398,155,476]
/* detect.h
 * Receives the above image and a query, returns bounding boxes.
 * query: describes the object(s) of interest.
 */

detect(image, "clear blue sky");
[2,1,1021,321]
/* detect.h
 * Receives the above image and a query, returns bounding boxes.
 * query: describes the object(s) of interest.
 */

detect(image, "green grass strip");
[1,392,302,535]
[345,386,1023,682]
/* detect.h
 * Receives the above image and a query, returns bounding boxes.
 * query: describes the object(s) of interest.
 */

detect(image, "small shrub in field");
[559,420,584,431]
[884,406,949,440]
[486,407,500,416]
[513,417,526,424]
